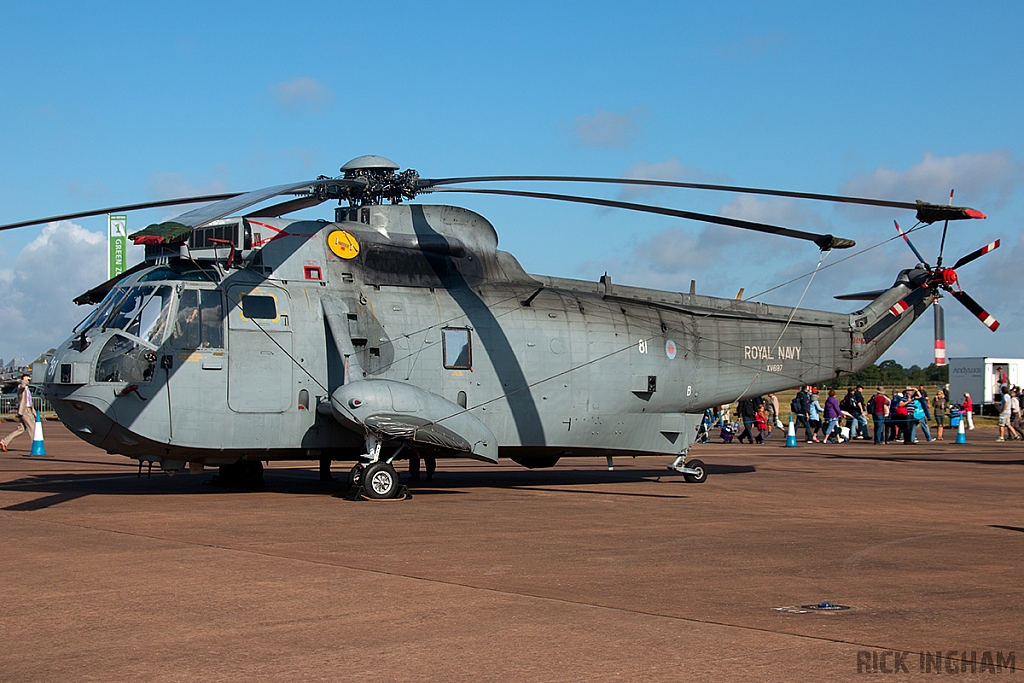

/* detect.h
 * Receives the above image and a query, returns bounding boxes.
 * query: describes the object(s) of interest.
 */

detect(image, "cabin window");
[241,294,277,320]
[171,289,224,348]
[442,328,472,369]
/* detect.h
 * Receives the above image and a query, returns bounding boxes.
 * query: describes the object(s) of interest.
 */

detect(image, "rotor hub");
[338,156,419,206]
[937,267,959,288]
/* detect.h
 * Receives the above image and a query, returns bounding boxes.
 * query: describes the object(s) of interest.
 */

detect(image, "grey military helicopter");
[0,156,997,498]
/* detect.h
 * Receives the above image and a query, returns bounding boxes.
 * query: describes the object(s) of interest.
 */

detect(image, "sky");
[1,1,1022,368]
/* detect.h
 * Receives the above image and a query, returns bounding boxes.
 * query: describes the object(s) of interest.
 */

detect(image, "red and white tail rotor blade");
[950,290,1000,331]
[951,239,1000,270]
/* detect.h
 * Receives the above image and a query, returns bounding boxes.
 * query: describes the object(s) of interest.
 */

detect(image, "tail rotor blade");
[933,301,946,366]
[894,220,930,268]
[952,239,1000,270]
[950,290,999,331]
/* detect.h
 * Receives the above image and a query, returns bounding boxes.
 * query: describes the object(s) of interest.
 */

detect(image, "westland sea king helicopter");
[0,156,1000,498]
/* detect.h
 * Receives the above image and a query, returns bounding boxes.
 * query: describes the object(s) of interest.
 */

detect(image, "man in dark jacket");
[736,397,758,444]
[792,386,813,442]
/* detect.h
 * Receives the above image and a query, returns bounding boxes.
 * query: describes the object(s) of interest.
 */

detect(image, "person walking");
[963,392,975,430]
[792,386,814,443]
[766,392,780,437]
[809,388,823,442]
[913,389,933,442]
[1,375,36,453]
[932,389,948,440]
[736,397,758,444]
[823,389,843,443]
[997,387,1020,442]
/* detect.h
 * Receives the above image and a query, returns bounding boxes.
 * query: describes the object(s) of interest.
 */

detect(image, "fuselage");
[44,203,924,470]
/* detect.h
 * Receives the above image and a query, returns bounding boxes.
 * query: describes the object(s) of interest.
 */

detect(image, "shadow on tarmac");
[0,461,756,508]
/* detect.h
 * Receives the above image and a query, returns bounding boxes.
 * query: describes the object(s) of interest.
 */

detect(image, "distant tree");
[839,360,949,388]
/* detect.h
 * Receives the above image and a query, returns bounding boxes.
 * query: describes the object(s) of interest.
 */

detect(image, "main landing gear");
[668,456,708,483]
[346,436,409,500]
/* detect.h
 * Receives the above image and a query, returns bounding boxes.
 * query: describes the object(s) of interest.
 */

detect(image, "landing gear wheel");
[683,459,707,484]
[362,461,399,499]
[348,463,364,488]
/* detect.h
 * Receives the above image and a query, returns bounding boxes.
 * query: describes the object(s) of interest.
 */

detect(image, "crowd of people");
[705,384,981,446]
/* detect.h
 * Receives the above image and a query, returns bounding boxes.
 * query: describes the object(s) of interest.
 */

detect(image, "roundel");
[327,230,360,259]
[665,339,677,360]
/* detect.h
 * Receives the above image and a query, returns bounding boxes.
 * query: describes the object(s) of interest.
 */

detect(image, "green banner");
[108,214,127,280]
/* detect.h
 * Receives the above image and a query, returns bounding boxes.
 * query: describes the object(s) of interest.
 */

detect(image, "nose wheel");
[346,461,406,499]
[362,461,400,498]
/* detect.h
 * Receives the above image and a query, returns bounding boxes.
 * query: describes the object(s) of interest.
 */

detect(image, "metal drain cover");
[800,601,852,611]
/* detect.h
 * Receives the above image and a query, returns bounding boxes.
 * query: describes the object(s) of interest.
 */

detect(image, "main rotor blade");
[245,194,326,218]
[431,187,855,250]
[0,193,242,232]
[950,290,999,331]
[951,239,1000,270]
[129,178,364,243]
[421,175,987,222]
[422,175,920,210]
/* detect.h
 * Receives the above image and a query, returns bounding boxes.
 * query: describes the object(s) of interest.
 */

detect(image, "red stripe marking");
[889,300,909,316]
[248,219,290,246]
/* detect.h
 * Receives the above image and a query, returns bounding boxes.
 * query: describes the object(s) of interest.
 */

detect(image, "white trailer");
[948,357,1024,410]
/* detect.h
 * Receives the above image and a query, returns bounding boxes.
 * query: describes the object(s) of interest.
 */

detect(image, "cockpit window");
[171,289,224,348]
[134,286,174,344]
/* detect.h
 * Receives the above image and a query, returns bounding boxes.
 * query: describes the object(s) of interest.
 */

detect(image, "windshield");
[104,286,155,332]
[75,286,128,334]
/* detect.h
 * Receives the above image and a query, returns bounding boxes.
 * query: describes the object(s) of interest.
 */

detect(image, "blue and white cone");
[30,412,47,457]
[955,415,966,444]
[785,414,798,447]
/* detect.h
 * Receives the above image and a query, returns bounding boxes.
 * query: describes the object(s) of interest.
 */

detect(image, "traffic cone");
[954,415,966,444]
[29,412,47,457]
[785,414,798,447]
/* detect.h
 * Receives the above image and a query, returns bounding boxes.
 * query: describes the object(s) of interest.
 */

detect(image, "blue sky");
[1,1,1022,367]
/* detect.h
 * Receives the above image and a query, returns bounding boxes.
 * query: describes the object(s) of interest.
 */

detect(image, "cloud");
[619,157,727,200]
[841,150,1022,217]
[569,107,646,148]
[273,77,334,115]
[716,30,792,64]
[0,221,142,362]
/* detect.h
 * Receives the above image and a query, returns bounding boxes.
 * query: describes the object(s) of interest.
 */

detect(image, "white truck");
[948,357,1024,412]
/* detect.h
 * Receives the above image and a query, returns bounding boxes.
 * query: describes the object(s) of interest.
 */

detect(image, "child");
[754,406,768,444]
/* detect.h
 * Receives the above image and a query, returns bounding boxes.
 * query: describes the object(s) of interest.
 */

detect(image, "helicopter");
[0,155,999,499]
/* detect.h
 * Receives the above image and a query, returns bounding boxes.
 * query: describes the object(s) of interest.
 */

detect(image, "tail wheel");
[683,459,707,484]
[362,461,400,499]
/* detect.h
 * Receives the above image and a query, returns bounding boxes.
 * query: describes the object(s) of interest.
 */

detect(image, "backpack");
[867,395,876,414]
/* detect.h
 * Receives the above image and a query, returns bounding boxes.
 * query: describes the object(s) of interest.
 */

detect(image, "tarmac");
[1,422,1021,682]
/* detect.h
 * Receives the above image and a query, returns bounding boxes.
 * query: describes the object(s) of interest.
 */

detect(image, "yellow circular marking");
[327,230,360,259]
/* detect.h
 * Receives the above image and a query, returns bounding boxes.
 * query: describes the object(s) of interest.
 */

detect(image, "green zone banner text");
[108,214,127,279]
